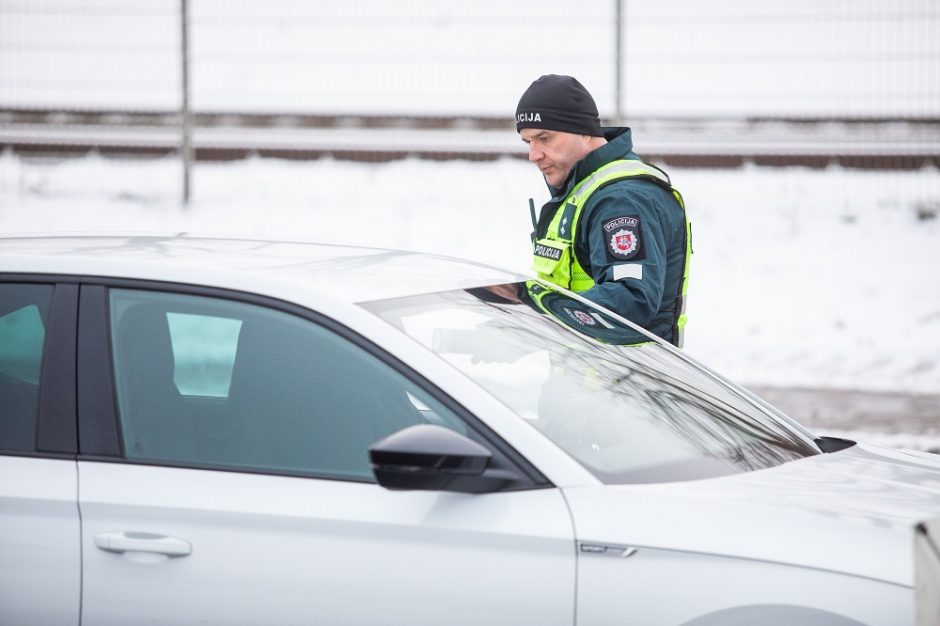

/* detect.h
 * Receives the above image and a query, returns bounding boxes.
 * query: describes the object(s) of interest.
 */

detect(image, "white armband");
[613,264,643,281]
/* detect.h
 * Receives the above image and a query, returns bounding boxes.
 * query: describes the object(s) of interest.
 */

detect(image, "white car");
[1,233,938,626]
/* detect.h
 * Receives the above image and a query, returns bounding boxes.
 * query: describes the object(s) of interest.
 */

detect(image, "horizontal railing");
[2,108,938,169]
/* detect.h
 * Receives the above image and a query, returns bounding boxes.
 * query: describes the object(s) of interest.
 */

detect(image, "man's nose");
[528,144,542,162]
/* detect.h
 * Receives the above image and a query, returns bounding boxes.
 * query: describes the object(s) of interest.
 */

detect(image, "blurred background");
[3,1,938,161]
[1,0,938,446]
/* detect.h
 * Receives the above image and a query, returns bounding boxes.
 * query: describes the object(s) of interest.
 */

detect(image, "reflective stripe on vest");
[672,187,690,348]
[531,159,691,346]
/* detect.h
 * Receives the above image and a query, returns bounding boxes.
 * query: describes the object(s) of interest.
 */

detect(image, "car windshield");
[361,281,819,485]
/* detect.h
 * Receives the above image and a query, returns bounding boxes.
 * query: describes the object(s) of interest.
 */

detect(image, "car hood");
[562,444,940,586]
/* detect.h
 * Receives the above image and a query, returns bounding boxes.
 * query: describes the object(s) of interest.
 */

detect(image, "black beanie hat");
[515,74,603,137]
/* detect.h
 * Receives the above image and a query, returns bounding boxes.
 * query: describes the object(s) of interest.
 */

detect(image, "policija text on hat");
[517,74,691,348]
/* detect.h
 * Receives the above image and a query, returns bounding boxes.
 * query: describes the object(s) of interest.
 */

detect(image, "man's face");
[520,128,593,188]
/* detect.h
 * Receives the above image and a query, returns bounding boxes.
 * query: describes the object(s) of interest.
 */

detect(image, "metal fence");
[1,0,938,170]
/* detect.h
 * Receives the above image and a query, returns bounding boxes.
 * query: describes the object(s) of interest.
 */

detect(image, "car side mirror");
[369,424,503,493]
[815,435,857,453]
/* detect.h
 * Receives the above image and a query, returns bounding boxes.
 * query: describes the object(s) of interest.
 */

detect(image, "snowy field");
[2,150,938,395]
[2,149,939,450]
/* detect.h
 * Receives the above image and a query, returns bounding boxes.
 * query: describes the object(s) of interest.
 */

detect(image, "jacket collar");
[549,127,636,199]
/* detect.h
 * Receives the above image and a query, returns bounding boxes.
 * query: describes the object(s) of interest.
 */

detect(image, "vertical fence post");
[614,0,624,124]
[180,0,192,207]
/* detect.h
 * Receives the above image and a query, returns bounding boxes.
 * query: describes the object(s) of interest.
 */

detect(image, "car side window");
[165,312,241,398]
[0,284,54,453]
[109,288,467,479]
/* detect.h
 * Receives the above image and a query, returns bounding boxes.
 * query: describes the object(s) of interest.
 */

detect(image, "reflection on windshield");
[362,281,818,485]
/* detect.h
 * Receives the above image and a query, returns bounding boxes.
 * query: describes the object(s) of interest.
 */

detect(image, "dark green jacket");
[532,127,688,345]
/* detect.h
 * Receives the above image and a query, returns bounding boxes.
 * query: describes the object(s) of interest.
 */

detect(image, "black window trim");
[77,284,121,457]
[75,276,553,490]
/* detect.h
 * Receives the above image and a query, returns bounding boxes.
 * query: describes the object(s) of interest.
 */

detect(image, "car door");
[77,283,575,626]
[0,280,80,625]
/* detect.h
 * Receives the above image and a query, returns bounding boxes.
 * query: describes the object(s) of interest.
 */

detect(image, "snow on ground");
[1,150,939,444]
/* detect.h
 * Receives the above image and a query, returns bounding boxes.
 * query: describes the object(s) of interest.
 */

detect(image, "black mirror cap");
[370,424,506,493]
[815,435,857,453]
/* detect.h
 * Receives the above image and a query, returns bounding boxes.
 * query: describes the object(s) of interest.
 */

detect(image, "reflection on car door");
[0,282,80,625]
[78,287,575,625]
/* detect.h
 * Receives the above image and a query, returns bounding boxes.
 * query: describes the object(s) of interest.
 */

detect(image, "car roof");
[0,233,525,303]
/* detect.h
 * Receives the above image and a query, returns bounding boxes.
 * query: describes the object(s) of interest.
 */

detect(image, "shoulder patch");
[602,216,643,261]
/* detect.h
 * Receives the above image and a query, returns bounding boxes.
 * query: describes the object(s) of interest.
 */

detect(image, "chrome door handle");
[95,531,192,557]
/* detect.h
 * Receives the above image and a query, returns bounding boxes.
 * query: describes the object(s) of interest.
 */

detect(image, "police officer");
[517,74,691,347]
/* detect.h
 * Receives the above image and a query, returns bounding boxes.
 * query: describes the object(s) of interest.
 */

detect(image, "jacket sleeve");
[577,180,673,327]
